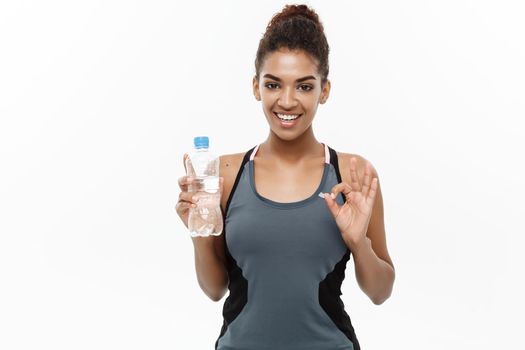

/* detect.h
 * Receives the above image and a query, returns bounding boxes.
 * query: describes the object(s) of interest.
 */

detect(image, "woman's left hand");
[323,157,378,249]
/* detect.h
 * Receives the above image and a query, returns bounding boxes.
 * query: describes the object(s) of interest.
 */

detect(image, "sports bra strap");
[249,144,260,161]
[323,143,330,164]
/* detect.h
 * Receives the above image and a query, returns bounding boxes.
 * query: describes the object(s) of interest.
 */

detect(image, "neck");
[261,128,324,163]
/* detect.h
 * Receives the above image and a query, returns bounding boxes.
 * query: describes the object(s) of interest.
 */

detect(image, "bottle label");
[202,176,219,193]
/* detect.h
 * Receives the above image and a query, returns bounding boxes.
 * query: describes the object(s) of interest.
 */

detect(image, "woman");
[176,4,395,349]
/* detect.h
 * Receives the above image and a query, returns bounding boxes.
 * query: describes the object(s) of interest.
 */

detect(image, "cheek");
[260,96,276,110]
[262,102,274,117]
[260,89,276,101]
[303,96,320,111]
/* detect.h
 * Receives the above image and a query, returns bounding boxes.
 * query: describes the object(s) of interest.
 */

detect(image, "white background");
[1,0,524,349]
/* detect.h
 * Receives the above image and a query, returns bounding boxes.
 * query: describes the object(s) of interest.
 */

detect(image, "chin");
[269,128,307,141]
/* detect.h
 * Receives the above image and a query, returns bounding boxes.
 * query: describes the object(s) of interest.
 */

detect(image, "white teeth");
[276,113,300,121]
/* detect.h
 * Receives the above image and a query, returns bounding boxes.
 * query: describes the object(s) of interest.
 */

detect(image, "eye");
[298,84,313,92]
[264,82,279,89]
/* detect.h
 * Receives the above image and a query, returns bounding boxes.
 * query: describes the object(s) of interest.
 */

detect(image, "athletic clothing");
[215,143,360,350]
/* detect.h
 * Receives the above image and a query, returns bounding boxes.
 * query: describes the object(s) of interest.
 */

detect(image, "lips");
[273,112,302,128]
[273,112,302,121]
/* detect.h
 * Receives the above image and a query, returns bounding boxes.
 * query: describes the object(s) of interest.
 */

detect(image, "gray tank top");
[215,143,360,350]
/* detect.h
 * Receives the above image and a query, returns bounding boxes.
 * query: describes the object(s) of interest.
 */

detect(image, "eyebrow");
[263,74,317,83]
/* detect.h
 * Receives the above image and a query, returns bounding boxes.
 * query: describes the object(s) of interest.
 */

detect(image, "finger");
[178,176,194,191]
[349,157,362,191]
[179,191,196,203]
[183,153,189,173]
[175,200,195,214]
[330,182,353,199]
[323,192,341,218]
[361,161,372,198]
[366,178,378,206]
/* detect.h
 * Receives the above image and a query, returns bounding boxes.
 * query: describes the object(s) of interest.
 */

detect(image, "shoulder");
[219,152,247,181]
[219,152,248,211]
[335,151,379,184]
[207,153,247,268]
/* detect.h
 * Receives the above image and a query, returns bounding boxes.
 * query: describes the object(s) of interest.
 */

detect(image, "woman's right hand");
[175,154,196,228]
[175,154,225,229]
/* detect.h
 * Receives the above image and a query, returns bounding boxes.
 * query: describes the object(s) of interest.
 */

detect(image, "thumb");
[323,193,340,218]
[183,153,188,173]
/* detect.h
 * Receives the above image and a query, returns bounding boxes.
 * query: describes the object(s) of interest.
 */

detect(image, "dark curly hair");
[255,4,330,86]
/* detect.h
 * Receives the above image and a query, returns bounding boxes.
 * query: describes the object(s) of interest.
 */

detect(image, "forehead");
[260,49,319,79]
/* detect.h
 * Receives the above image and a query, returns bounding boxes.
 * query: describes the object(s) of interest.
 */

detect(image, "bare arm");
[176,153,242,301]
[339,154,395,305]
[191,234,228,302]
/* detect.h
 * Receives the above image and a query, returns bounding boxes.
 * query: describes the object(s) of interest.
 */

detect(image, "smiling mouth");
[273,112,302,121]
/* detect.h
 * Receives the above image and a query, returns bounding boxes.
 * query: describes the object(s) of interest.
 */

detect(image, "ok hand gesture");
[323,157,378,249]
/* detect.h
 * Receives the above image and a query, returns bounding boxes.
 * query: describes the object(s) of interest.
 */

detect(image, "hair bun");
[255,4,330,85]
[267,4,323,32]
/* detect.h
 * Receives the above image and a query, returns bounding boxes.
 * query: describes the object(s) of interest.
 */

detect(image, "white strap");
[323,143,330,164]
[249,144,260,161]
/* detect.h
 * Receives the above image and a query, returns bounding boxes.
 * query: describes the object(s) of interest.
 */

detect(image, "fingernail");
[331,193,336,199]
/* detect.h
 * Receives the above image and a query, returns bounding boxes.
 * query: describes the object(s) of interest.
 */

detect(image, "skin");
[176,48,395,304]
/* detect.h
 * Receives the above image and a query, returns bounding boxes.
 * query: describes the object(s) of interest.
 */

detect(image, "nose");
[277,86,298,109]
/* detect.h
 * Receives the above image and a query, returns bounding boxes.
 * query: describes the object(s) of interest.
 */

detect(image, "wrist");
[191,235,216,249]
[347,236,370,255]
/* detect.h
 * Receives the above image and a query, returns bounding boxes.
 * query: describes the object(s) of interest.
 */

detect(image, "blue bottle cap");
[193,136,209,149]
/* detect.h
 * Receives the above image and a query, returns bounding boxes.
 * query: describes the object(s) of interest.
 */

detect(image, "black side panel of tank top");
[215,147,255,349]
[328,146,343,184]
[319,147,361,350]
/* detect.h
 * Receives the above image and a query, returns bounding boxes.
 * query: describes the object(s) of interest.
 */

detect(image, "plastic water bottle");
[185,136,223,237]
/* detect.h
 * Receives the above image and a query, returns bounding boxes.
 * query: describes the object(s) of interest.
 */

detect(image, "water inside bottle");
[188,176,222,237]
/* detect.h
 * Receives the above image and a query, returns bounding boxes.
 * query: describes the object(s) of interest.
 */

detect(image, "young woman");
[176,4,395,349]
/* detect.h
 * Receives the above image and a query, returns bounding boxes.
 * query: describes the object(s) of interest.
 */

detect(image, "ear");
[253,76,261,101]
[319,79,331,104]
